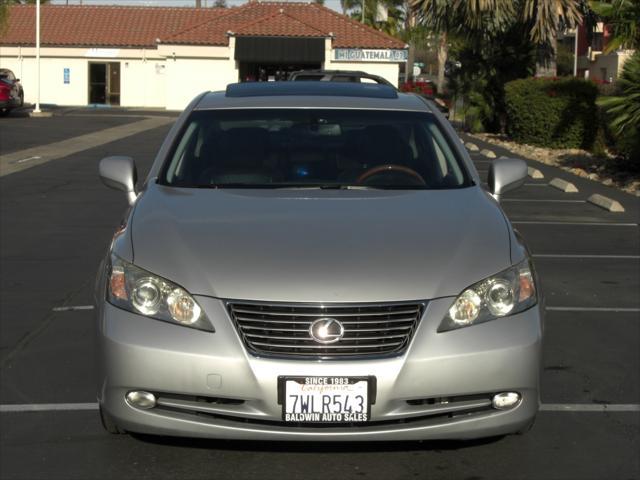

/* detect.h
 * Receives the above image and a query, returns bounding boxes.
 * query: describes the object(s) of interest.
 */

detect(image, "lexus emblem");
[309,318,344,344]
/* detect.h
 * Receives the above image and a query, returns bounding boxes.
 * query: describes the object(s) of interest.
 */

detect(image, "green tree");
[410,0,515,92]
[523,0,583,76]
[590,0,640,161]
[589,0,640,51]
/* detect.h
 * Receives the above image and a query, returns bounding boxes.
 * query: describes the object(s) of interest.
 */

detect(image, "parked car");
[289,69,394,87]
[0,69,24,116]
[96,82,542,441]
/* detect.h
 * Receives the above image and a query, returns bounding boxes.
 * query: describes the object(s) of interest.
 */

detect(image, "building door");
[88,62,120,105]
[235,37,324,82]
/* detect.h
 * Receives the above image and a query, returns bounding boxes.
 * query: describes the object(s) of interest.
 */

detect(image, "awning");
[234,37,325,63]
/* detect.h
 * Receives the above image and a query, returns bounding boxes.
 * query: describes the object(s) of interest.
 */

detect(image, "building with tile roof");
[0,3,407,109]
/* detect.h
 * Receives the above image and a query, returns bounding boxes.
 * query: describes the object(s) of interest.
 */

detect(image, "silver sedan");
[95,82,543,441]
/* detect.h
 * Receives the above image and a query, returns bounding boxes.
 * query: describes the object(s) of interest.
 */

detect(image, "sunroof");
[225,81,398,99]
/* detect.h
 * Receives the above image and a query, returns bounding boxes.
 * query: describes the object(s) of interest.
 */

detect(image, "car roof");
[196,82,432,112]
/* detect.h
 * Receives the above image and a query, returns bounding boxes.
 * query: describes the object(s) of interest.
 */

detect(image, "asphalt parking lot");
[0,108,638,480]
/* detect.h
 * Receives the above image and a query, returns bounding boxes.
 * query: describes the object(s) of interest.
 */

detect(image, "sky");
[50,0,346,13]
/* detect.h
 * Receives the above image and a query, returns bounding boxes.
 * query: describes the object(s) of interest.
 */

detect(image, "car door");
[5,71,19,106]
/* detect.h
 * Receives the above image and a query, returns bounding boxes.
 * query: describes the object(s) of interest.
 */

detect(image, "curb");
[480,148,496,158]
[528,167,544,179]
[587,194,625,212]
[550,178,578,193]
[465,142,479,152]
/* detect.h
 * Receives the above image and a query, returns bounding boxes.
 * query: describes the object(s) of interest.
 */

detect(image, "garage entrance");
[88,62,120,105]
[235,37,324,82]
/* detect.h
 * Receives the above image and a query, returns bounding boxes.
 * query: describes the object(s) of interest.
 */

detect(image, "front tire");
[99,405,126,434]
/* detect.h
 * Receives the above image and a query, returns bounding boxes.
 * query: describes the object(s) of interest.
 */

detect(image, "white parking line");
[1,402,638,413]
[52,305,95,312]
[513,221,638,227]
[546,307,640,313]
[502,199,585,203]
[533,254,640,259]
[540,404,640,412]
[14,156,42,164]
[0,403,98,412]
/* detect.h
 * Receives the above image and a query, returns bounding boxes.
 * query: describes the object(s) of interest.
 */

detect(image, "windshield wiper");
[273,184,382,190]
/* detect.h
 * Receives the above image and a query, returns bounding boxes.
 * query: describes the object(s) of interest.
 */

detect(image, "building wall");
[159,43,238,110]
[1,41,403,108]
[0,46,167,107]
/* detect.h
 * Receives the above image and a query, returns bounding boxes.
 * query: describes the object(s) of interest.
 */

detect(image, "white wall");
[0,46,168,107]
[160,43,238,110]
[0,50,88,105]
[589,50,635,82]
[120,59,166,108]
[163,58,238,110]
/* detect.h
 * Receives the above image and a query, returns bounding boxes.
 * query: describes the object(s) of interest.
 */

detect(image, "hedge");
[504,77,599,150]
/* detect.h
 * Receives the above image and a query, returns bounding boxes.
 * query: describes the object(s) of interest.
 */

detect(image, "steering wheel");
[356,164,426,186]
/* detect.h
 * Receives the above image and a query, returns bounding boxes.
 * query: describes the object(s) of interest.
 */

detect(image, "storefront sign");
[333,49,408,62]
[63,68,70,84]
[85,48,120,58]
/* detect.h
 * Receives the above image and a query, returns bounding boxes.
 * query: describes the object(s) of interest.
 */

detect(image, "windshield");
[160,109,472,190]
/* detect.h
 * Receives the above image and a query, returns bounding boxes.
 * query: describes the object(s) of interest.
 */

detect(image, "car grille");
[227,301,425,359]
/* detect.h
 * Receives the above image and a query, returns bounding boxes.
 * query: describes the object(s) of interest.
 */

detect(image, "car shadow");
[129,433,505,452]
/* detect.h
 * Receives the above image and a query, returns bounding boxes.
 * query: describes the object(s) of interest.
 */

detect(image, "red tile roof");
[0,3,405,50]
[234,11,326,38]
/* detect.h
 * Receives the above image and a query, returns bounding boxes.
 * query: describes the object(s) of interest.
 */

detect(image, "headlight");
[107,254,213,332]
[439,259,537,332]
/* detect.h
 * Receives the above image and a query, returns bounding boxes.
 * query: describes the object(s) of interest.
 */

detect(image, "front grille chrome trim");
[226,300,426,360]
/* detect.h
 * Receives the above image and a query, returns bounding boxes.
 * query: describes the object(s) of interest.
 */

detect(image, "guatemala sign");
[333,49,408,62]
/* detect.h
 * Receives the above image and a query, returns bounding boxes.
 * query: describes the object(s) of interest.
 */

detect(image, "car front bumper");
[97,296,543,441]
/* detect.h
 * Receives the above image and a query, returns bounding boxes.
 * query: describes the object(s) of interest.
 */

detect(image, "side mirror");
[99,156,138,205]
[488,157,527,199]
[15,78,20,82]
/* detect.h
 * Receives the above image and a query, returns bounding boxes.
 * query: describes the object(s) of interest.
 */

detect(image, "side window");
[165,121,200,183]
[425,122,465,184]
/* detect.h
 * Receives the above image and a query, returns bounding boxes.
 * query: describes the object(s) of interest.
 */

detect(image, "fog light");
[125,390,156,409]
[492,392,521,410]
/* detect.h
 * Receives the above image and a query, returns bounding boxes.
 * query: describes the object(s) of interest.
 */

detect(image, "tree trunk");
[196,0,202,7]
[536,35,558,77]
[437,32,448,94]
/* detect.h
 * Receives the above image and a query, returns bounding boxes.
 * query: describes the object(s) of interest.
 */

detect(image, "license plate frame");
[278,376,376,423]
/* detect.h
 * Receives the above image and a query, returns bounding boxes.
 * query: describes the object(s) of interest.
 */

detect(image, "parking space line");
[0,403,98,412]
[2,402,639,413]
[546,307,640,312]
[533,254,640,259]
[52,305,95,312]
[513,221,639,227]
[540,404,640,412]
[502,199,585,203]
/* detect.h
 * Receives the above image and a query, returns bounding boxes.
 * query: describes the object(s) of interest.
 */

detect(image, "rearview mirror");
[488,157,527,199]
[99,156,138,205]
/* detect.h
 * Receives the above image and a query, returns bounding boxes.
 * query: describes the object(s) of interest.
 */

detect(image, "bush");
[504,77,599,150]
[599,51,640,163]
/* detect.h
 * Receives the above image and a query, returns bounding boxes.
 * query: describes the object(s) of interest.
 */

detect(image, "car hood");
[130,184,511,303]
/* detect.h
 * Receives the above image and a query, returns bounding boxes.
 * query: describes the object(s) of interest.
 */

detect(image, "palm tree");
[522,0,583,76]
[410,0,515,92]
[590,0,640,161]
[589,0,640,51]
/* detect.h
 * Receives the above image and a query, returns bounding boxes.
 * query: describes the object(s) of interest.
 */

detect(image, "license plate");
[279,376,373,423]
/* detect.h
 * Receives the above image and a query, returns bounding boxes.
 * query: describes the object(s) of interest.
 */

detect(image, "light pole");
[573,26,579,77]
[34,0,41,113]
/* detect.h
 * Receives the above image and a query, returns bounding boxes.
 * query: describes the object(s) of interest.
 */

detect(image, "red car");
[0,69,24,116]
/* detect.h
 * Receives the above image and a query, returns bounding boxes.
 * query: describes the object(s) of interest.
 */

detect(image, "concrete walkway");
[0,116,174,177]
